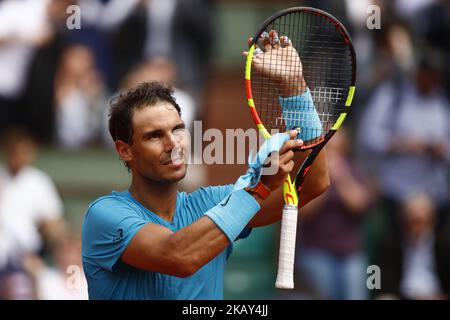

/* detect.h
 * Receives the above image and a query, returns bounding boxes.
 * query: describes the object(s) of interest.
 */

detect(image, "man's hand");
[260,129,303,191]
[243,30,307,96]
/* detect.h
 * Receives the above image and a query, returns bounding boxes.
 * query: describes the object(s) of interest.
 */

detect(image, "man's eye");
[149,133,162,139]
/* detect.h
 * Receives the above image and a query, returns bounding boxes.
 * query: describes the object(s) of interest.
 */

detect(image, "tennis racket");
[244,7,356,289]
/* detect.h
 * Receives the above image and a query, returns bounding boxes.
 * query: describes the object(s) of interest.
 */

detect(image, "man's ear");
[115,140,133,163]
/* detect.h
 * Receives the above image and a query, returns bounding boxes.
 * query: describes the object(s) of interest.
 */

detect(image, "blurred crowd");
[0,0,212,145]
[293,0,450,300]
[0,0,212,300]
[0,0,449,300]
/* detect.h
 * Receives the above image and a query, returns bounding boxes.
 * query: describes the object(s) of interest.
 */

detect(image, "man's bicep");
[120,223,178,273]
[39,217,68,245]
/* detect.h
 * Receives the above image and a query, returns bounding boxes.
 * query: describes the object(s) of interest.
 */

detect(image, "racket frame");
[244,6,357,289]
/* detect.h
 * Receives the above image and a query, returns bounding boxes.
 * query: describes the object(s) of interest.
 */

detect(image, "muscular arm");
[120,131,302,276]
[39,218,68,249]
[121,195,264,277]
[294,148,329,208]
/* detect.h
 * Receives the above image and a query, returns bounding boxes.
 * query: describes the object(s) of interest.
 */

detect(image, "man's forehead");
[132,102,181,130]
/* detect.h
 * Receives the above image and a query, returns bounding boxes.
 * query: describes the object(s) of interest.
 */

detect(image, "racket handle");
[275,204,298,289]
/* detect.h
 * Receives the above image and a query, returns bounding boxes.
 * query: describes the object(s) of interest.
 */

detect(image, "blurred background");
[0,0,449,300]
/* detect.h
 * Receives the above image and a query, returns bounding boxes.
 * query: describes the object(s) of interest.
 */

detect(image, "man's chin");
[164,165,188,183]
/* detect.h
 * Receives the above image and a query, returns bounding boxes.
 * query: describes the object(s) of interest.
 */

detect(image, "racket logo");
[283,180,296,205]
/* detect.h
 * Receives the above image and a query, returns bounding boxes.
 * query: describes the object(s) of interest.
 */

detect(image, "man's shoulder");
[87,191,135,214]
[18,166,53,184]
[8,166,59,196]
[83,191,142,235]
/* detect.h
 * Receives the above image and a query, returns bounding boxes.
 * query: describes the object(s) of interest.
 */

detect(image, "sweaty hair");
[108,81,181,145]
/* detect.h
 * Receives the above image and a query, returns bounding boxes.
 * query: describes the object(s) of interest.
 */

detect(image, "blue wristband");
[279,88,322,141]
[205,189,260,242]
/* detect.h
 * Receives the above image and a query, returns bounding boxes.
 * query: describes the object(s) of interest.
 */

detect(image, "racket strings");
[252,11,353,146]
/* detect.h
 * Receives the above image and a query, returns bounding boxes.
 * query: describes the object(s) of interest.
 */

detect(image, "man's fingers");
[279,150,295,165]
[262,149,295,177]
[254,47,264,57]
[269,30,279,48]
[246,37,264,56]
[258,31,272,51]
[287,129,300,139]
[278,140,302,157]
[280,35,292,47]
[278,131,303,154]
[248,37,253,48]
[282,160,295,173]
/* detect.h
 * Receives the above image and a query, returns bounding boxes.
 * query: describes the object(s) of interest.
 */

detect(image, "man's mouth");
[172,157,184,165]
[166,157,184,166]
[162,152,185,166]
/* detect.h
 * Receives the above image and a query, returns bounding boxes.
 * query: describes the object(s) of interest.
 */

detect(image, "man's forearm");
[279,78,308,97]
[165,191,263,276]
[298,148,329,208]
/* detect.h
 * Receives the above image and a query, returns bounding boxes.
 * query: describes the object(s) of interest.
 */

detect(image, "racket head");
[245,7,357,151]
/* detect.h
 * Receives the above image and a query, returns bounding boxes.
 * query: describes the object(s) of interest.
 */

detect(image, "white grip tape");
[275,205,298,289]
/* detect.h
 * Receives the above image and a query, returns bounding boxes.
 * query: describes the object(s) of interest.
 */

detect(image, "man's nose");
[164,133,179,152]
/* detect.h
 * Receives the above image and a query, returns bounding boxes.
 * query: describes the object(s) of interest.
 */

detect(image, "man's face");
[6,140,36,175]
[126,102,189,184]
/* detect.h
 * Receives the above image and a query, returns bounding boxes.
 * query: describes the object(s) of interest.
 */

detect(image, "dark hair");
[1,126,36,150]
[108,81,181,145]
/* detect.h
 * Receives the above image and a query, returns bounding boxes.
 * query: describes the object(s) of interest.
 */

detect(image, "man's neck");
[7,165,26,177]
[129,176,179,223]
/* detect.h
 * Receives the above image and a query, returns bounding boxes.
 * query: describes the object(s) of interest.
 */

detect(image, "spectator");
[295,128,372,300]
[0,128,67,271]
[103,0,213,110]
[31,233,88,300]
[358,48,450,229]
[420,0,450,96]
[394,0,439,24]
[142,0,213,100]
[121,57,196,132]
[377,193,450,299]
[0,0,53,131]
[54,44,108,149]
[70,0,140,90]
[0,266,37,300]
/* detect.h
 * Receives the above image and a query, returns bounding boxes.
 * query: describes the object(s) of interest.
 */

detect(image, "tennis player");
[81,33,329,300]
